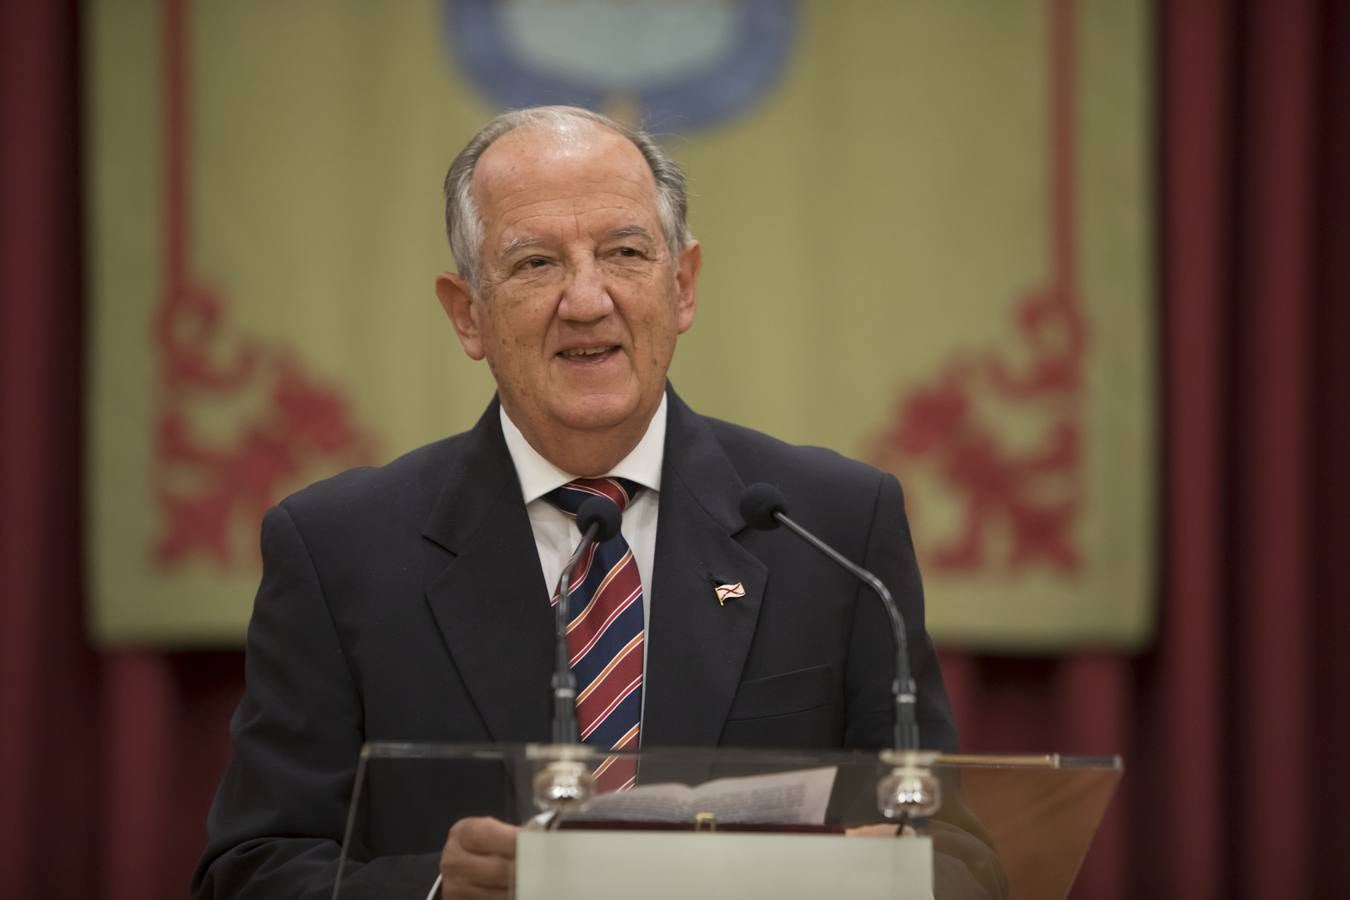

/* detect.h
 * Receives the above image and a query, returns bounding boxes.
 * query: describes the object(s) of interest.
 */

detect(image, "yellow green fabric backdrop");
[87,0,1153,649]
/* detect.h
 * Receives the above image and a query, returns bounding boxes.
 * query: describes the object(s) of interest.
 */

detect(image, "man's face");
[437,123,699,460]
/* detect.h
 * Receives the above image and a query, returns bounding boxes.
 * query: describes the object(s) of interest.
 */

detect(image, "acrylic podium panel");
[332,743,1121,900]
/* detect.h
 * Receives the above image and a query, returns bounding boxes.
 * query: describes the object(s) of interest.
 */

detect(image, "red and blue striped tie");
[546,477,645,792]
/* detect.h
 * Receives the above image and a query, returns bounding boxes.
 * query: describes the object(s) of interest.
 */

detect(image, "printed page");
[573,766,837,825]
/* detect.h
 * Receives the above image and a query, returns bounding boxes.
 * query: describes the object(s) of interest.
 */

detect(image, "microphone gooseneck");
[552,495,624,744]
[738,482,920,751]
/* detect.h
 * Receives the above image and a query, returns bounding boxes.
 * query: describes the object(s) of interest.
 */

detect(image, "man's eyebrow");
[498,228,655,257]
[603,225,657,243]
[499,236,549,258]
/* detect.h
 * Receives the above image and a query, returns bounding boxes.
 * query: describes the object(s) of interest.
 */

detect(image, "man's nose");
[558,256,614,321]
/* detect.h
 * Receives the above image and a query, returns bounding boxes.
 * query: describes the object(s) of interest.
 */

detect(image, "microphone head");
[739,483,788,531]
[576,495,623,542]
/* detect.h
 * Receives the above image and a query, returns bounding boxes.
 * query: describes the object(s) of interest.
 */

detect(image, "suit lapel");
[643,391,767,748]
[422,401,554,743]
[419,391,765,748]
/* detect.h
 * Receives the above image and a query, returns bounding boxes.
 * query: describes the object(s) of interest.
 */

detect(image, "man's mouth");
[558,346,618,361]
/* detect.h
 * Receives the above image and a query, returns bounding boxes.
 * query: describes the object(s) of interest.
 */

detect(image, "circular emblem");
[445,0,798,132]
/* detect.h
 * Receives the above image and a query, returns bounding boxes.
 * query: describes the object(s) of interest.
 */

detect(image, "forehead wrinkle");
[475,148,656,220]
[489,178,650,217]
[473,127,666,265]
[495,201,658,244]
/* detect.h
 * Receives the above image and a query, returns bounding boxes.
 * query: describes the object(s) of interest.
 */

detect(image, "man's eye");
[519,256,551,270]
[613,246,642,258]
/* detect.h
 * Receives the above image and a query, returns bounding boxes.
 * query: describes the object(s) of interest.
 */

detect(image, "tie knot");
[545,477,643,518]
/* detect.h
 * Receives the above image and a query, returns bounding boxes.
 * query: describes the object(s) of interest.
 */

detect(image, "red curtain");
[0,5,244,898]
[940,2,1350,899]
[1,1,1346,897]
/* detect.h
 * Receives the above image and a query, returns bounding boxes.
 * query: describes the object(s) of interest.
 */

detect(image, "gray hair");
[443,106,692,290]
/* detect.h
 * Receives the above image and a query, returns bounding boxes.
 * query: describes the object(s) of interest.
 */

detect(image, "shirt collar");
[499,393,667,505]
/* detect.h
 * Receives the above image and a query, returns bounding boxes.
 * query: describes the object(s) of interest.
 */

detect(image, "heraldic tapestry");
[86,0,1153,650]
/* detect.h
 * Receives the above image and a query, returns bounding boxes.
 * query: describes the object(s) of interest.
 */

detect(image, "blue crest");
[444,0,798,133]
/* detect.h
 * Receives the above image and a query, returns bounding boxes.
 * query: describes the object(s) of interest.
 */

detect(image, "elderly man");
[193,106,956,900]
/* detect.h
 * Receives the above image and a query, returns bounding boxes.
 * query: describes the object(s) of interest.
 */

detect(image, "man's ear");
[435,271,485,360]
[674,240,701,334]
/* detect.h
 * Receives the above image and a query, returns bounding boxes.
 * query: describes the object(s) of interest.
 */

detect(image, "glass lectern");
[332,742,1121,899]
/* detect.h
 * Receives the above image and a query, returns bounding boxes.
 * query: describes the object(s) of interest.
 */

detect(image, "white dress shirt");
[498,395,666,659]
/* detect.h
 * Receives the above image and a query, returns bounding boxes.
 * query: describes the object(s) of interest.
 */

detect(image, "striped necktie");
[545,477,645,792]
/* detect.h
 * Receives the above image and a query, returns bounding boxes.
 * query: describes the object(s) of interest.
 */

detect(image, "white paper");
[569,766,838,825]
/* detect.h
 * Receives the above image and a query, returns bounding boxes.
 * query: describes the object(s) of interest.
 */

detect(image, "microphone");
[552,495,623,744]
[739,483,920,751]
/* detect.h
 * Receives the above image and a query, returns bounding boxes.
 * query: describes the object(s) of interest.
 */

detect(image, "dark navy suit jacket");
[193,388,956,898]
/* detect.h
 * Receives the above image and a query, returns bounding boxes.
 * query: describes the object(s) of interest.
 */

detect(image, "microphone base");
[876,750,942,821]
[530,745,599,814]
